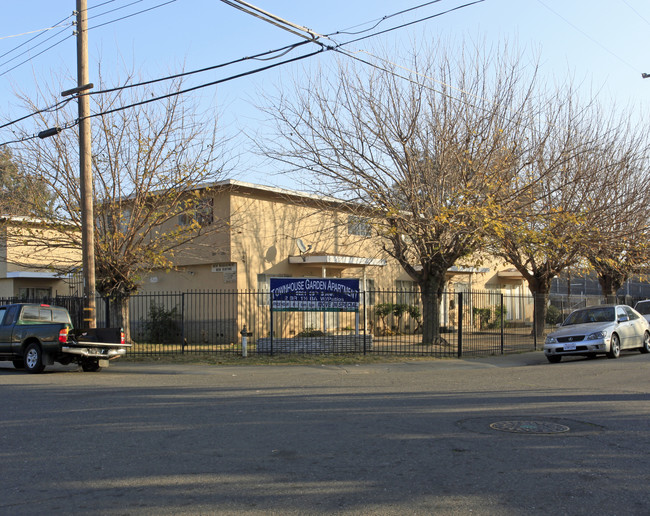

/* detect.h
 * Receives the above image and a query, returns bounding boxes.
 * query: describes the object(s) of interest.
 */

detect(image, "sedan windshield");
[563,307,615,325]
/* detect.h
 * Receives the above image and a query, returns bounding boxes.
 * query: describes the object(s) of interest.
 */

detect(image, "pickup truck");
[0,303,129,373]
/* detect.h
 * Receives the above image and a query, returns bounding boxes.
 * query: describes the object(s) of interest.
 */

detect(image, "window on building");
[257,273,291,306]
[18,287,51,300]
[396,280,418,305]
[363,278,376,305]
[348,215,372,237]
[179,198,214,227]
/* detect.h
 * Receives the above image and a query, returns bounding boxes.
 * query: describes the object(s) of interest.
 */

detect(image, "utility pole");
[76,0,96,328]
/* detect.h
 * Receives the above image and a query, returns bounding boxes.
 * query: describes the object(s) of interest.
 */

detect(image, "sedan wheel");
[547,355,562,363]
[607,334,621,359]
[641,331,650,354]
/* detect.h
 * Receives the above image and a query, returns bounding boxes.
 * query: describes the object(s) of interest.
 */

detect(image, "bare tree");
[490,94,640,336]
[582,127,650,300]
[260,41,537,344]
[10,71,230,336]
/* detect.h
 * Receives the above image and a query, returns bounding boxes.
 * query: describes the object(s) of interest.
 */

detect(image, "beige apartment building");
[0,182,532,338]
[0,216,79,299]
[136,180,531,329]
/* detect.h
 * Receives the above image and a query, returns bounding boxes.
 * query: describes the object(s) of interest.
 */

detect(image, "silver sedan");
[544,304,650,363]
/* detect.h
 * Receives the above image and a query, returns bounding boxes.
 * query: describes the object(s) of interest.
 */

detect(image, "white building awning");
[288,255,386,268]
[6,272,70,279]
[497,269,524,279]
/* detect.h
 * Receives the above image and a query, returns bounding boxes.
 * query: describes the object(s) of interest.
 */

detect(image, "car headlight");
[587,331,606,340]
[545,336,557,344]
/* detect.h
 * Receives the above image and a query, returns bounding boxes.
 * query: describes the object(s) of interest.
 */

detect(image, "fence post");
[363,297,367,355]
[500,293,504,354]
[457,292,463,358]
[104,297,110,328]
[533,294,537,351]
[181,293,186,354]
[270,293,274,356]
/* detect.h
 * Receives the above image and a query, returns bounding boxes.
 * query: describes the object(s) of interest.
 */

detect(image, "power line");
[330,0,445,37]
[85,0,486,118]
[536,0,638,73]
[83,48,325,120]
[0,21,72,41]
[0,98,74,131]
[0,0,461,129]
[0,39,313,133]
[91,40,312,96]
[0,27,73,79]
[88,0,178,31]
[0,1,176,77]
[220,0,325,42]
[0,0,484,145]
[87,0,147,22]
[620,0,650,27]
[1,119,78,147]
[339,0,485,48]
[0,15,72,62]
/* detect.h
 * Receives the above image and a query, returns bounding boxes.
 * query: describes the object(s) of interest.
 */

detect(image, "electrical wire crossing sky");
[0,0,648,185]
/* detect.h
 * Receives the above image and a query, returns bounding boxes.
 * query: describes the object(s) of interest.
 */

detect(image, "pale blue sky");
[1,0,649,187]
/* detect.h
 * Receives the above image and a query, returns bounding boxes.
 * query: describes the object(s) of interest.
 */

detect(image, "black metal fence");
[5,290,644,359]
[91,289,539,358]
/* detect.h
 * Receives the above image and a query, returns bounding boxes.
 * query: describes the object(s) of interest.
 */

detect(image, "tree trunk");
[108,296,131,343]
[419,272,445,346]
[596,272,623,303]
[533,285,551,339]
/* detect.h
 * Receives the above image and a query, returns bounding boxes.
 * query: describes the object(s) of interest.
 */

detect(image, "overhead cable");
[220,0,325,42]
[0,21,73,41]
[88,0,178,30]
[1,0,485,144]
[0,16,72,62]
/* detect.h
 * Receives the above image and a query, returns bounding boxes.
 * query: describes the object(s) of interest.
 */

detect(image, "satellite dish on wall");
[296,238,311,254]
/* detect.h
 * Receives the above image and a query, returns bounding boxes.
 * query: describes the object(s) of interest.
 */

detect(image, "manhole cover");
[489,420,570,434]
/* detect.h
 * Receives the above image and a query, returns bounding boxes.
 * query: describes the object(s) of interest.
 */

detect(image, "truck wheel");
[81,360,102,372]
[24,343,45,373]
[12,360,24,369]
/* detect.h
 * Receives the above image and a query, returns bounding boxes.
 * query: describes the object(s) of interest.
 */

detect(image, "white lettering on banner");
[270,277,360,312]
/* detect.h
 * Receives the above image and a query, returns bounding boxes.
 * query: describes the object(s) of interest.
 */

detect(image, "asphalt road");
[0,351,648,515]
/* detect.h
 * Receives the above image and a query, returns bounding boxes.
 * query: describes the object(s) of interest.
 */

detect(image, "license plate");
[563,343,577,351]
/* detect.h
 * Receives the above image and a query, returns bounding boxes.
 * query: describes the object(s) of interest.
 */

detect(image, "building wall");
[5,224,80,272]
[137,184,530,298]
[0,220,79,299]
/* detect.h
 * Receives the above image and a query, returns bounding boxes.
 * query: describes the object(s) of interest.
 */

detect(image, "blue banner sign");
[270,277,360,312]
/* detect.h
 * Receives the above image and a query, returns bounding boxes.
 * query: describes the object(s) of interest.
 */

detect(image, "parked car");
[544,304,650,363]
[633,300,650,323]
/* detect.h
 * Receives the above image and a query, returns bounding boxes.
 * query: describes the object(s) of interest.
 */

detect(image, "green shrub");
[297,328,326,338]
[488,306,507,329]
[472,307,492,329]
[546,305,562,325]
[143,302,181,344]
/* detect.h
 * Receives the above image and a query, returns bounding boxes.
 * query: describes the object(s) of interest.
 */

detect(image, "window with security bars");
[348,215,372,237]
[179,197,214,227]
[396,280,418,305]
